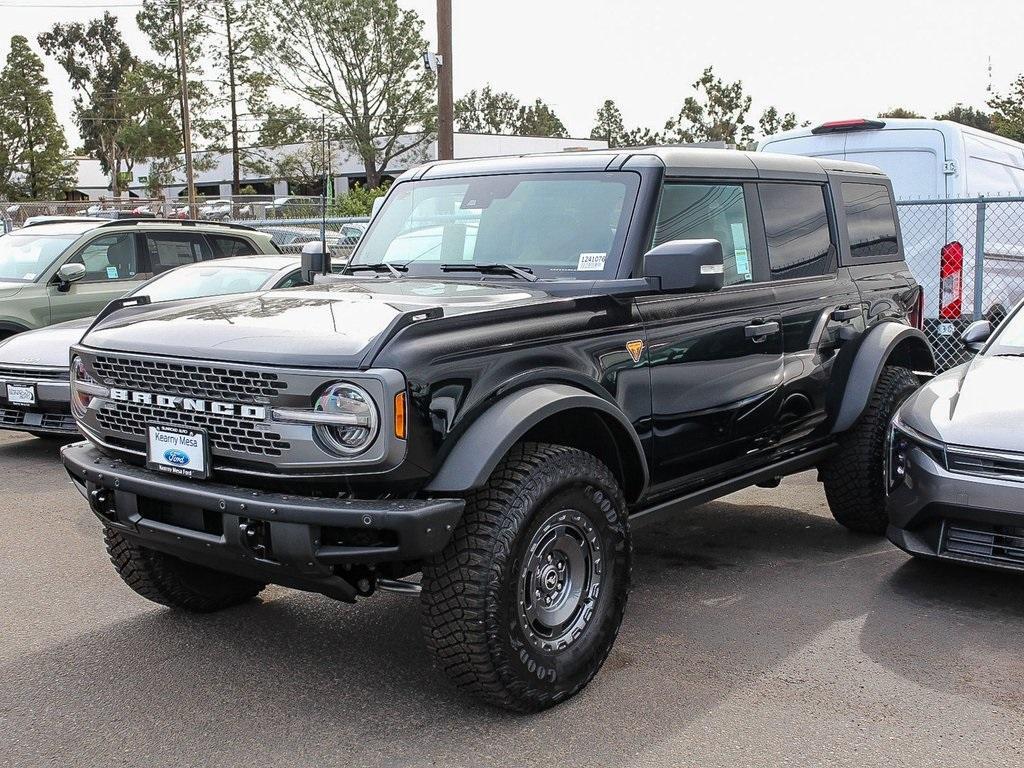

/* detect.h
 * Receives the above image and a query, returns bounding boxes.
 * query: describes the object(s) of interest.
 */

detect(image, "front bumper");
[0,379,75,435]
[887,444,1024,572]
[62,441,464,600]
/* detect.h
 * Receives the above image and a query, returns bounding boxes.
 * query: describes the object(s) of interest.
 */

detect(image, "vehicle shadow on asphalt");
[4,495,1023,766]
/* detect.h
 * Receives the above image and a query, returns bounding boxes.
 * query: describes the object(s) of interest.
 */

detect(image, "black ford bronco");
[62,148,934,711]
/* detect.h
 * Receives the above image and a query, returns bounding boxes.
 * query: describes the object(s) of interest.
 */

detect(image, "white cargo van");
[759,118,1024,324]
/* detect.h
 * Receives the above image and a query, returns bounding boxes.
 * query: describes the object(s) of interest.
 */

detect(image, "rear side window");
[759,183,835,280]
[207,235,257,259]
[842,183,899,259]
[143,233,211,274]
[653,184,754,286]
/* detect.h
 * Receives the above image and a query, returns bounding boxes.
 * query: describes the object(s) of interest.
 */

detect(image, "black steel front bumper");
[62,441,465,600]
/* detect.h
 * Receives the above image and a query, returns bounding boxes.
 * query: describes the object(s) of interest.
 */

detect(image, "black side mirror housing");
[643,239,725,293]
[961,319,992,352]
[300,241,329,285]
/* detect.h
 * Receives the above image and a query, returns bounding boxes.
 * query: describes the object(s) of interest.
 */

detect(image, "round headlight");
[313,382,379,456]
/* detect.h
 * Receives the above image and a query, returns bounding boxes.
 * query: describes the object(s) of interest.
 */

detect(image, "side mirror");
[961,319,992,352]
[371,196,385,220]
[300,241,329,284]
[56,262,87,291]
[643,239,725,293]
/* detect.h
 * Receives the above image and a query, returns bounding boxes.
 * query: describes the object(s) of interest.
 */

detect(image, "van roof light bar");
[811,119,886,135]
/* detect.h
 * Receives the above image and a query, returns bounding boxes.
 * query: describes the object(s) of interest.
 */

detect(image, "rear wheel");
[105,527,265,612]
[421,442,631,712]
[822,365,920,534]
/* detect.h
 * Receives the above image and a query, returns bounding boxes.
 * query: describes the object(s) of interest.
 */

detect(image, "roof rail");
[20,217,104,229]
[94,218,258,232]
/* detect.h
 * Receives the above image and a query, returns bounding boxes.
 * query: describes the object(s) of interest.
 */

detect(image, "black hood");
[79,279,570,368]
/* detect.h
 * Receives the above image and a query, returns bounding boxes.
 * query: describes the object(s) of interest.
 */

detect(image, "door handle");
[745,321,780,342]
[831,305,861,322]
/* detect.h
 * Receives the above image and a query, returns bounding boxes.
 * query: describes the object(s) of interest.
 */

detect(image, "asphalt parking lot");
[2,430,1023,768]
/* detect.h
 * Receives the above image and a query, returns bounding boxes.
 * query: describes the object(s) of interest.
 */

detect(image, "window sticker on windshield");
[578,252,606,271]
[731,223,751,280]
[106,266,119,279]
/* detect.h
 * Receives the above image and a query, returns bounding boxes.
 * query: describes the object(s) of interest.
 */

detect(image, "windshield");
[351,171,640,279]
[0,233,77,282]
[132,264,278,303]
[988,303,1024,356]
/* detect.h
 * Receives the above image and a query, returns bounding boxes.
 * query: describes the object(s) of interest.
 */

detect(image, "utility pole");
[320,113,327,260]
[176,0,198,218]
[436,0,454,160]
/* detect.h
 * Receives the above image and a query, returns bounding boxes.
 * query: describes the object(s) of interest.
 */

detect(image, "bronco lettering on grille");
[109,388,267,420]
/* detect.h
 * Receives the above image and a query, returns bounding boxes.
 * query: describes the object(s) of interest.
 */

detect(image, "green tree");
[934,104,992,132]
[620,126,665,147]
[331,181,390,216]
[590,99,626,147]
[0,35,74,199]
[878,107,925,118]
[455,86,521,133]
[758,106,801,137]
[137,0,270,194]
[987,75,1024,143]
[516,99,568,138]
[253,0,435,189]
[38,14,145,196]
[665,66,755,146]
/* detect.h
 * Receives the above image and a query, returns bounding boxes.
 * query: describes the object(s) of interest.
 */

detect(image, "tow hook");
[239,519,273,560]
[89,487,117,520]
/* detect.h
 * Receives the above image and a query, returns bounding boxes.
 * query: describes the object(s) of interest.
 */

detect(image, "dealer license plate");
[146,424,210,480]
[6,383,36,406]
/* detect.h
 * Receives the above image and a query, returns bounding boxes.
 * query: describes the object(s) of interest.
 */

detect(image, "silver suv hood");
[900,355,1024,453]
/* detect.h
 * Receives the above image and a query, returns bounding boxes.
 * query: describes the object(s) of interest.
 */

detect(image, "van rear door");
[841,128,947,199]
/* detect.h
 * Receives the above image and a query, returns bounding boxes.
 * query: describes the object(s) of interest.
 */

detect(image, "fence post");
[973,195,986,320]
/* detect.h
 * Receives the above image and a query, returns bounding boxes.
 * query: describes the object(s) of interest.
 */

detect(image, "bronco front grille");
[97,401,290,457]
[941,521,1024,567]
[91,355,287,402]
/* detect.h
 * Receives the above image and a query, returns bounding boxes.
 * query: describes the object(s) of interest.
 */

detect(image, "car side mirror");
[961,319,992,352]
[300,241,329,284]
[55,262,86,291]
[643,239,725,293]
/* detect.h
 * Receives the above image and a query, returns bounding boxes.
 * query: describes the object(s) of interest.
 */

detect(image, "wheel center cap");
[541,565,559,591]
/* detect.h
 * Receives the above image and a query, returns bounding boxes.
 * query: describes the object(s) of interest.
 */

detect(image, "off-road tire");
[822,365,919,534]
[421,442,631,712]
[105,527,265,612]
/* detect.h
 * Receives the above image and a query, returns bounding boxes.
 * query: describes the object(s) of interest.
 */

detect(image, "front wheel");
[421,442,631,712]
[822,365,920,534]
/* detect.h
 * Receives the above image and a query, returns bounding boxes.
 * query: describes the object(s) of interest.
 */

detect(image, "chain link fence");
[896,196,1024,371]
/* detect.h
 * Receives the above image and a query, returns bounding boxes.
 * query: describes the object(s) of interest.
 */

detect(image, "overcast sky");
[2,0,1023,145]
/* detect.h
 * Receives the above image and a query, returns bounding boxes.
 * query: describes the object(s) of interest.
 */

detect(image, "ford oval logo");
[163,449,191,466]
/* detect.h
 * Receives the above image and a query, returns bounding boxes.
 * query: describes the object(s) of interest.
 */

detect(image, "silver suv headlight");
[311,382,379,456]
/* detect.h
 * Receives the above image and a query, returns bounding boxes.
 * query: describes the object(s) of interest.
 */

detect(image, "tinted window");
[760,183,835,279]
[143,233,210,274]
[207,235,257,259]
[843,183,899,259]
[653,184,753,286]
[65,233,139,282]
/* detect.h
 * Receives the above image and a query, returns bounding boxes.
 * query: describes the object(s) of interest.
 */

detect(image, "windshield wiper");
[439,263,538,282]
[345,262,406,278]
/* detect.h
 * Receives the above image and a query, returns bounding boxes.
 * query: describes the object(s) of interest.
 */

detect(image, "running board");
[629,444,837,530]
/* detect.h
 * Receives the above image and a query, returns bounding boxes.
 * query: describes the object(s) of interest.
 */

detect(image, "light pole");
[175,0,197,218]
[436,0,454,161]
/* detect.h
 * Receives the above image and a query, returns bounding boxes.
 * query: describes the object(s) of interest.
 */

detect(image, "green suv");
[0,218,279,339]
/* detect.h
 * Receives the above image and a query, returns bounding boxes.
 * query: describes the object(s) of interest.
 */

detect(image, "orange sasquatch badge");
[626,339,645,363]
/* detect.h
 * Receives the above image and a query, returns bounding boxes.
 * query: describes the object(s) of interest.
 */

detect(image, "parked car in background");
[759,118,1024,324]
[0,254,305,438]
[265,196,311,217]
[887,297,1024,571]
[264,222,367,261]
[0,219,279,339]
[197,199,235,221]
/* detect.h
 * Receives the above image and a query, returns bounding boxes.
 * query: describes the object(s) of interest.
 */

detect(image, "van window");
[842,183,899,259]
[653,184,753,286]
[759,183,835,279]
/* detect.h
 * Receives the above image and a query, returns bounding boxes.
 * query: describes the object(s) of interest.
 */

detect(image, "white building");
[72,133,607,201]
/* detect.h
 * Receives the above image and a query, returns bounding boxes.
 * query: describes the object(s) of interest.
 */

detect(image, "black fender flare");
[0,321,30,340]
[831,322,934,434]
[424,383,649,502]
